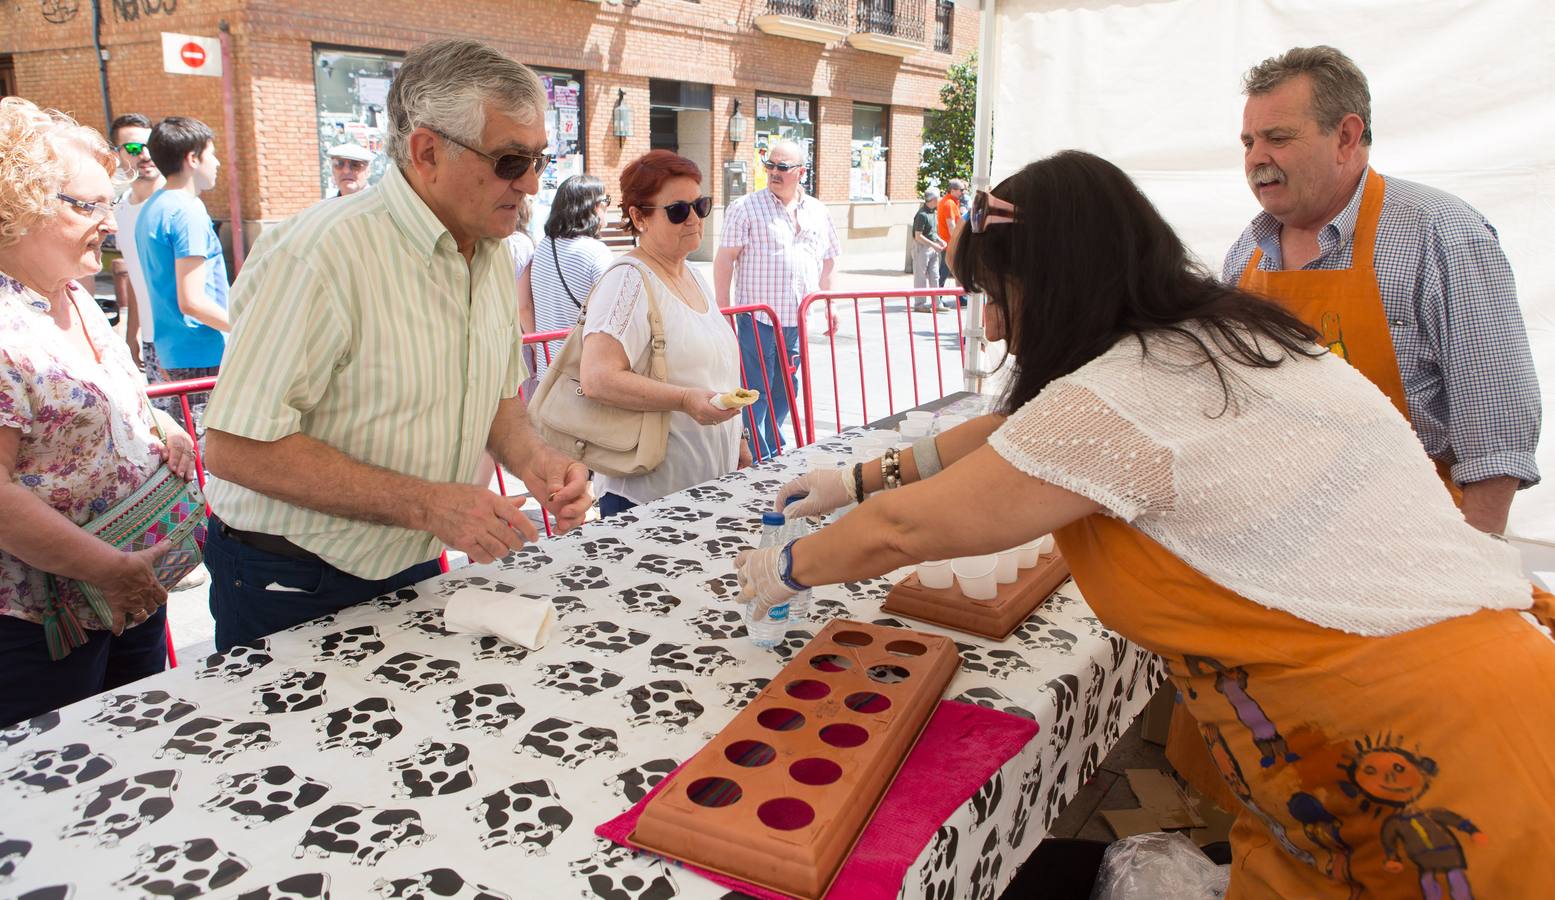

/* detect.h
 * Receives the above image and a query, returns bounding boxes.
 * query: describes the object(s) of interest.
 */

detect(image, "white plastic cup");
[934,413,968,434]
[952,555,999,600]
[994,549,1020,584]
[1037,534,1056,556]
[1013,538,1042,568]
[903,410,935,426]
[916,559,954,590]
[898,418,932,440]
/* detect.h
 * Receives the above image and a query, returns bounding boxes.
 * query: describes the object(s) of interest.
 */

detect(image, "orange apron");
[1057,515,1555,898]
[1173,168,1476,815]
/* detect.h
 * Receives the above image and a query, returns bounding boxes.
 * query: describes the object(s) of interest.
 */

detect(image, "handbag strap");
[608,256,669,384]
[552,238,583,311]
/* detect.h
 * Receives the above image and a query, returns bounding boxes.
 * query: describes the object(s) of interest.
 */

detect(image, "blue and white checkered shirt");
[1223,171,1541,488]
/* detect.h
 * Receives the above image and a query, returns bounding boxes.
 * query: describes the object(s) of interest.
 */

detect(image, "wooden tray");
[631,619,960,899]
[882,552,1071,640]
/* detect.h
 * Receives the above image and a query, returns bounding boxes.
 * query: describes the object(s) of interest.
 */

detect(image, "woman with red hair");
[578,150,750,517]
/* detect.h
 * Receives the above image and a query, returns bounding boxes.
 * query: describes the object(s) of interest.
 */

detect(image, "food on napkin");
[443,588,556,649]
[712,388,760,410]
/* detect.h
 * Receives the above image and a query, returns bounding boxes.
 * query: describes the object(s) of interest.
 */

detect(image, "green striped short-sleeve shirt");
[203,165,526,579]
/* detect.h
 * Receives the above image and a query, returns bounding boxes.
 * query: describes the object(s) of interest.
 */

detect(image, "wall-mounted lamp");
[728,99,748,150]
[612,89,633,145]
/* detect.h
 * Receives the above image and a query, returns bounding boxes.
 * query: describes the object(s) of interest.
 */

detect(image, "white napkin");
[443,588,556,650]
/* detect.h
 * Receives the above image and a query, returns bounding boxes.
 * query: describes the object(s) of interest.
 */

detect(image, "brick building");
[3,0,976,265]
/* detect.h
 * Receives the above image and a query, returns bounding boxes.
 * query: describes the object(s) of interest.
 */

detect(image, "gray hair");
[947,178,967,191]
[386,39,546,168]
[1243,45,1373,146]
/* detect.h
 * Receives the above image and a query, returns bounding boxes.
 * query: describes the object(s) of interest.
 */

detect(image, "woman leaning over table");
[737,151,1555,896]
[579,150,750,518]
[0,99,198,728]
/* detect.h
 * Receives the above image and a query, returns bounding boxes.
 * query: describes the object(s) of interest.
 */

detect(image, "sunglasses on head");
[762,160,804,173]
[638,196,713,224]
[970,189,1019,233]
[119,142,147,156]
[428,128,551,181]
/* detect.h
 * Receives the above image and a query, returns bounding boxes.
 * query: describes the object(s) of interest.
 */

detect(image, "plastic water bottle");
[781,498,813,623]
[747,512,791,649]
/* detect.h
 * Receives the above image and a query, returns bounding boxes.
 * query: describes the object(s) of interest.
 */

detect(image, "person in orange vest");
[935,178,966,285]
[741,150,1555,898]
[1224,45,1540,535]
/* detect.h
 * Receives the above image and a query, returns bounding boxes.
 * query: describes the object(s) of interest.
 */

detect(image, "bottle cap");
[761,511,787,527]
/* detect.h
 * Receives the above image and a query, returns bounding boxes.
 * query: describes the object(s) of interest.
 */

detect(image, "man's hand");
[534,457,591,533]
[156,427,199,481]
[86,541,174,635]
[738,439,753,470]
[417,482,538,565]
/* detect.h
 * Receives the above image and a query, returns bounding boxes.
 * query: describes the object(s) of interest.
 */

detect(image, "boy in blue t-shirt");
[136,116,229,434]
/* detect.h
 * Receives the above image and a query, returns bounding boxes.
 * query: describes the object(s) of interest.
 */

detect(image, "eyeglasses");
[56,193,114,224]
[597,195,612,207]
[762,160,805,173]
[331,158,369,170]
[118,142,147,156]
[428,128,551,181]
[637,196,713,224]
[970,189,1019,233]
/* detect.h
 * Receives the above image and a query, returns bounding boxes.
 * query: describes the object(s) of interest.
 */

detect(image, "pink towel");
[596,699,1039,899]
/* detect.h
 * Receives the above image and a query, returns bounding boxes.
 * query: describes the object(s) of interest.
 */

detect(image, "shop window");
[850,103,888,201]
[649,79,713,188]
[313,46,402,198]
[753,91,817,195]
[531,68,587,241]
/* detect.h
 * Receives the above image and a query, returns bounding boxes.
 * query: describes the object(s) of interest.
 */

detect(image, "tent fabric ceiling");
[988,0,1554,542]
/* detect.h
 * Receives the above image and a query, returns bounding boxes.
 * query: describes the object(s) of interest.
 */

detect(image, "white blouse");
[583,261,741,505]
[988,326,1530,636]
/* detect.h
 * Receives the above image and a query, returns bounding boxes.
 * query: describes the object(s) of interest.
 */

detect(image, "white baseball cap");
[327,143,374,163]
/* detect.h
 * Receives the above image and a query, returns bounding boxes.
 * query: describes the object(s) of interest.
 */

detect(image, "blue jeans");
[205,517,440,652]
[736,318,801,460]
[598,492,638,519]
[0,605,168,728]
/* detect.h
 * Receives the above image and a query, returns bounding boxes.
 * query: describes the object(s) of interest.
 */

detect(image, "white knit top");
[988,326,1530,636]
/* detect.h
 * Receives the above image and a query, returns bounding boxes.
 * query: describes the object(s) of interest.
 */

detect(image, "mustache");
[1248,164,1285,188]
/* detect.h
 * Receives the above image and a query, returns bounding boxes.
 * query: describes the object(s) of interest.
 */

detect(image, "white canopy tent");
[967,0,1554,544]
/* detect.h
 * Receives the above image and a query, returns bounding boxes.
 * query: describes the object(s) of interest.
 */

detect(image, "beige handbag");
[530,256,671,478]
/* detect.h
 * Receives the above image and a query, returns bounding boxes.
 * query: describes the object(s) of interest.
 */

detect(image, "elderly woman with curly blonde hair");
[0,98,198,727]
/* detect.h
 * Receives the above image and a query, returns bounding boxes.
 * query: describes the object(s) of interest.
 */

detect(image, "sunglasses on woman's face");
[639,196,713,224]
[970,189,1019,233]
[428,128,551,181]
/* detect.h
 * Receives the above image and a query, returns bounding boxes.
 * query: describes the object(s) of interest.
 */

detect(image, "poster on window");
[798,100,811,123]
[756,96,769,118]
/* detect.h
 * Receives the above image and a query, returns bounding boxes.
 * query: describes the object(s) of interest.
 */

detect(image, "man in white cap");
[327,142,374,197]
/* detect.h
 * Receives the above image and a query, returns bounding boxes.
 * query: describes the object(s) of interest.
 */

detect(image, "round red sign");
[179,42,206,68]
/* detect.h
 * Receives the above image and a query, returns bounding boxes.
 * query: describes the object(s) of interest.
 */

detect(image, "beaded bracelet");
[881,447,903,490]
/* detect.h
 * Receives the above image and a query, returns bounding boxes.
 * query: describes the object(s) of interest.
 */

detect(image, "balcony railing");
[855,0,927,44]
[763,0,849,30]
[934,0,953,52]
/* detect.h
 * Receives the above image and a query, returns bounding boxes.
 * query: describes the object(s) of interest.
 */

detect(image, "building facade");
[4,0,976,265]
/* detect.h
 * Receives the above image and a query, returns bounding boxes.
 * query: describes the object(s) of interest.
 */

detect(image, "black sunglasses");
[638,196,713,224]
[762,160,804,172]
[118,142,147,156]
[429,128,551,181]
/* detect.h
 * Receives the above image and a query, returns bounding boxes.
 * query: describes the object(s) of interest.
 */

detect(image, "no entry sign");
[162,33,222,77]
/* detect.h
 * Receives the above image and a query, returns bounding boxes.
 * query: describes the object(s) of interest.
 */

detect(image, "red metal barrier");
[794,287,967,443]
[719,303,807,462]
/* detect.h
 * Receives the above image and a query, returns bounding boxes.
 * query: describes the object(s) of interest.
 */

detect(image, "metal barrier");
[719,303,807,463]
[794,287,967,443]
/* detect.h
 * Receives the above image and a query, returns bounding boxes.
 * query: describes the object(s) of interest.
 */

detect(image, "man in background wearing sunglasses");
[108,114,165,380]
[199,39,591,651]
[326,142,374,198]
[714,139,840,460]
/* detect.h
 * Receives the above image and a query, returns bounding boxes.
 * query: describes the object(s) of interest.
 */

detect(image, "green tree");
[918,52,977,195]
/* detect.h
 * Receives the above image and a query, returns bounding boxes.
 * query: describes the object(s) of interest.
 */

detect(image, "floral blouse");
[1,271,161,628]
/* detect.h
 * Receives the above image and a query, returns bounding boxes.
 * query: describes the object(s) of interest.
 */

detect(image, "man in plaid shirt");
[1225,46,1540,535]
[715,139,840,459]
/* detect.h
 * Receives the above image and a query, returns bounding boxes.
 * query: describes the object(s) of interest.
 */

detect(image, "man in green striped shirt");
[201,40,591,651]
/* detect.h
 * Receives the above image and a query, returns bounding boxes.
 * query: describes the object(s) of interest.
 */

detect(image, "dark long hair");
[952,150,1322,415]
[544,174,606,239]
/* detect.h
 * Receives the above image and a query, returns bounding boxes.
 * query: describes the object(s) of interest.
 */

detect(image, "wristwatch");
[778,538,809,592]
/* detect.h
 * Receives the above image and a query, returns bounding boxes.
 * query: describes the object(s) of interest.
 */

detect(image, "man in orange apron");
[1167,45,1546,816]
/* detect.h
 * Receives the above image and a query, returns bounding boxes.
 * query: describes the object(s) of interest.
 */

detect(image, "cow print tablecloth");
[0,414,1163,900]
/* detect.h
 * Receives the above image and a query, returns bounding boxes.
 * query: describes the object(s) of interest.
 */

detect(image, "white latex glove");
[774,468,852,518]
[734,546,798,619]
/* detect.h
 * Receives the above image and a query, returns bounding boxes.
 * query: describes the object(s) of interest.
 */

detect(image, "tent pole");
[962,0,999,394]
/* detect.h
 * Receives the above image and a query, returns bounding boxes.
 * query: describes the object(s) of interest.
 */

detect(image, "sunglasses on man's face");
[970,189,1019,233]
[429,128,551,181]
[331,158,369,170]
[118,142,147,156]
[638,196,713,224]
[762,160,804,173]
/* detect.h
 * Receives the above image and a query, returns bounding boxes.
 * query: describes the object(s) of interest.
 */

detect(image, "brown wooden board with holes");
[882,552,1072,640]
[630,619,961,899]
